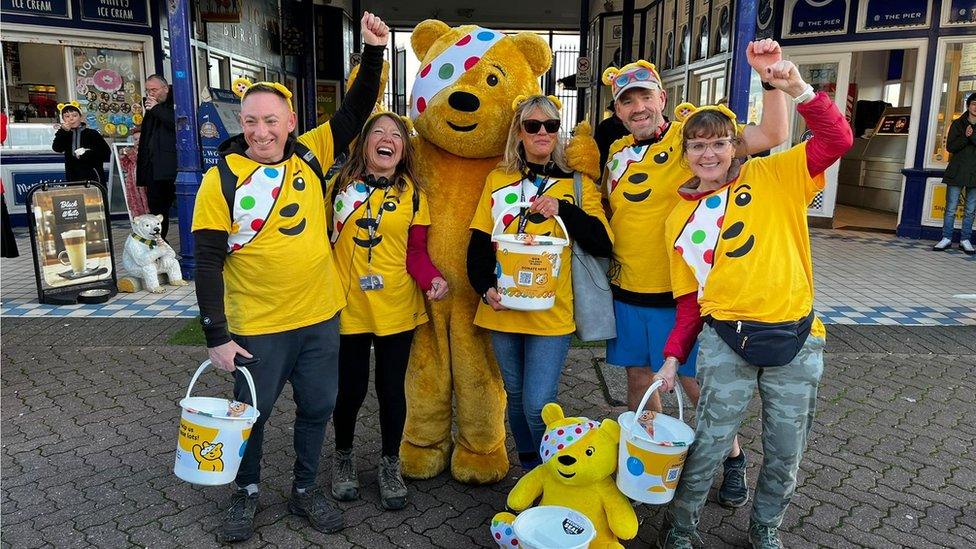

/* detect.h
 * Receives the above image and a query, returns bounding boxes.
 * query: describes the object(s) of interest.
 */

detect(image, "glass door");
[783,52,852,220]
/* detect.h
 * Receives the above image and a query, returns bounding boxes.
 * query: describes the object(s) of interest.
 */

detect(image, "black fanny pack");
[706,311,815,367]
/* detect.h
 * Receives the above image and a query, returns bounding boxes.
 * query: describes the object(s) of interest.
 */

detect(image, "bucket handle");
[634,379,684,424]
[491,201,569,241]
[185,359,258,413]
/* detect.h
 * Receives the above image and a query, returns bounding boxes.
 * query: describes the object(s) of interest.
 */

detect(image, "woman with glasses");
[654,60,853,549]
[466,95,613,470]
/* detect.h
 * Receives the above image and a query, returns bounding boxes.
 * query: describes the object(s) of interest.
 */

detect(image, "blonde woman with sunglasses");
[466,95,613,469]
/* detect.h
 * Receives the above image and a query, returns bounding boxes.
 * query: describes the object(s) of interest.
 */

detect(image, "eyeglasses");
[685,138,735,155]
[522,118,561,134]
[614,68,658,89]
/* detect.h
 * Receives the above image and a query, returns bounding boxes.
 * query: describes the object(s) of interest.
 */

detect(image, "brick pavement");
[2,319,974,548]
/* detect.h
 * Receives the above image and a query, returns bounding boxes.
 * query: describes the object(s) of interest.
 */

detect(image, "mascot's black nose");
[557,455,576,466]
[448,91,480,112]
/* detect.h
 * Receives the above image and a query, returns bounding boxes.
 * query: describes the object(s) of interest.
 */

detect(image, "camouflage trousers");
[668,323,825,532]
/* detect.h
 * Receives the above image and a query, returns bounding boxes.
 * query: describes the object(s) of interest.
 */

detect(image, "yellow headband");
[672,101,738,124]
[511,94,563,112]
[57,100,81,114]
[233,78,294,112]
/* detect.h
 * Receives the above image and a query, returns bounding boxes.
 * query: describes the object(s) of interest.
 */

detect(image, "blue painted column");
[167,0,202,278]
[728,0,758,123]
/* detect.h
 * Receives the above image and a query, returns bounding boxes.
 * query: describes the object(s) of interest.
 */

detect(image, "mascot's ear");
[412,19,452,60]
[155,214,164,223]
[673,102,697,122]
[541,402,565,425]
[599,418,621,442]
[512,32,552,76]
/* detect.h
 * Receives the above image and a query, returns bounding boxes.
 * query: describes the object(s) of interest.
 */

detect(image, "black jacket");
[944,114,976,188]
[51,125,111,183]
[137,87,177,186]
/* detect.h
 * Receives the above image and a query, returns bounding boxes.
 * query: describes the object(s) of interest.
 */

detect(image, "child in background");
[52,102,111,184]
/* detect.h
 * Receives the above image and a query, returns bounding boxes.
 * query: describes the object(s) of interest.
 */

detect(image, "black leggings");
[332,329,414,457]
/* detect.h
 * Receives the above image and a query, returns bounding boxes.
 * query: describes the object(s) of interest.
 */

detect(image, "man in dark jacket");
[137,74,177,238]
[934,91,976,254]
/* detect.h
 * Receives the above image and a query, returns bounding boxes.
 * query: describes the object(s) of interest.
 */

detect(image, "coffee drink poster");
[30,186,113,289]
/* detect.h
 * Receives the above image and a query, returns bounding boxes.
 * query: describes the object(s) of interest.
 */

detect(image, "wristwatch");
[792,85,816,104]
[761,81,776,91]
[481,292,490,305]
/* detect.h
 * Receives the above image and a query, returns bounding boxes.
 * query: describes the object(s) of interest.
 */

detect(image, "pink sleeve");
[799,92,855,176]
[663,292,705,364]
[406,224,442,291]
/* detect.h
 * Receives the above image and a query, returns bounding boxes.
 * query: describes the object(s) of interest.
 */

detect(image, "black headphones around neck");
[363,174,393,189]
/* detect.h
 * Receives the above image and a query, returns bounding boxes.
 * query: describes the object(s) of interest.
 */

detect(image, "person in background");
[191,12,389,543]
[656,59,853,549]
[933,91,976,255]
[594,100,629,169]
[51,102,111,184]
[1,111,18,258]
[466,95,613,469]
[137,74,177,239]
[329,112,447,511]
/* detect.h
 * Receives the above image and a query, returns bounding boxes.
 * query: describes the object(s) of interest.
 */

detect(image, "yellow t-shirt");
[604,124,693,294]
[665,143,826,338]
[330,177,431,335]
[191,124,345,336]
[469,167,611,335]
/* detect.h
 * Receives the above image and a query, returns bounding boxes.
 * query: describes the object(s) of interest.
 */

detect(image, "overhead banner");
[26,182,118,304]
[863,0,928,30]
[0,0,69,19]
[786,0,848,37]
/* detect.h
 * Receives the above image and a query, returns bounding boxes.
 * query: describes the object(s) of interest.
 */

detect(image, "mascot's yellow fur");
[400,20,601,484]
[489,403,638,548]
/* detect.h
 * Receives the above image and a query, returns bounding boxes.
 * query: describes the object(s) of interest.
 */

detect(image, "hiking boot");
[331,448,359,501]
[656,525,696,549]
[932,237,952,251]
[961,240,975,255]
[717,451,749,508]
[218,488,258,543]
[749,521,783,549]
[288,486,344,533]
[378,455,408,510]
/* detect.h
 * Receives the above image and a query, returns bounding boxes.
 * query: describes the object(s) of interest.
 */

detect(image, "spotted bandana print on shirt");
[490,174,556,231]
[331,180,373,244]
[539,419,599,463]
[605,143,649,194]
[409,27,503,120]
[227,165,286,252]
[674,188,729,289]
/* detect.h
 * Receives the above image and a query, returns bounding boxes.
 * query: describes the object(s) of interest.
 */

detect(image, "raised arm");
[738,39,789,156]
[328,12,389,152]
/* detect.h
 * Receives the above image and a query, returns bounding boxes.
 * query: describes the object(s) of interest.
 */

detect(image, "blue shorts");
[606,300,698,377]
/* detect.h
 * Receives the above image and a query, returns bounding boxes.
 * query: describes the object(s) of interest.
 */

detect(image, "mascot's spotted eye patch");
[409,27,503,120]
[540,419,599,463]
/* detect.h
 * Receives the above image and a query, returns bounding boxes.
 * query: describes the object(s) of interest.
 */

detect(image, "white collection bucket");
[616,380,695,504]
[174,360,260,486]
[491,202,570,311]
[512,505,596,549]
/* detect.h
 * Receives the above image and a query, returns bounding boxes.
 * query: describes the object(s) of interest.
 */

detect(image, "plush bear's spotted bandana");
[539,419,600,463]
[409,27,503,120]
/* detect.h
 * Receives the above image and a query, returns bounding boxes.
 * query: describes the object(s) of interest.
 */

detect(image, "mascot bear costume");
[400,20,599,484]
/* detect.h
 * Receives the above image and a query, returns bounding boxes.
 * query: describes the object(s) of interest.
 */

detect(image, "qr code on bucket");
[518,271,533,285]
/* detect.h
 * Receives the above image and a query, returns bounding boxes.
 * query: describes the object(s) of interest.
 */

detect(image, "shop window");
[3,42,67,123]
[70,47,144,140]
[882,82,901,107]
[930,40,976,164]
[209,54,229,90]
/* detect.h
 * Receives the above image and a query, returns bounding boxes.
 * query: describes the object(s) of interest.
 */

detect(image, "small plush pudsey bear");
[400,19,601,486]
[490,403,638,549]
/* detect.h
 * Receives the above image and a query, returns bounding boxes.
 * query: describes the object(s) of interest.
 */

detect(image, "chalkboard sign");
[26,181,118,304]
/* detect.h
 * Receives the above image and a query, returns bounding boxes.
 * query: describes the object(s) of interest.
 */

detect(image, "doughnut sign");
[72,47,143,137]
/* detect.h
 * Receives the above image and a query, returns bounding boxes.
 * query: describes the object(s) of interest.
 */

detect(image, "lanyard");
[517,172,549,234]
[362,186,392,266]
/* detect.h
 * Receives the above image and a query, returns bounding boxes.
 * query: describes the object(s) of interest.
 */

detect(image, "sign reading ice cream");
[80,0,150,26]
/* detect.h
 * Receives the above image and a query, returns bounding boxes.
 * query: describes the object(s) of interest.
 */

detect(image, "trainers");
[378,455,408,510]
[288,486,344,533]
[717,452,749,508]
[656,526,696,549]
[933,237,952,251]
[749,521,783,549]
[961,240,975,255]
[218,488,258,543]
[331,448,359,501]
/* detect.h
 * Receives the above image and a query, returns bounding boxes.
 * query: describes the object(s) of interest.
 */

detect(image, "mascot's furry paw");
[490,512,518,547]
[566,121,601,182]
[451,442,509,485]
[400,438,452,480]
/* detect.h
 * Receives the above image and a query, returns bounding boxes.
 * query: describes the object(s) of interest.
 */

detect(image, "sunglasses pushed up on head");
[522,119,561,134]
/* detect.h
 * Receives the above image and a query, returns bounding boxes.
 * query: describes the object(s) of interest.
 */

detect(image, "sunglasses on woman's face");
[522,118,561,134]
